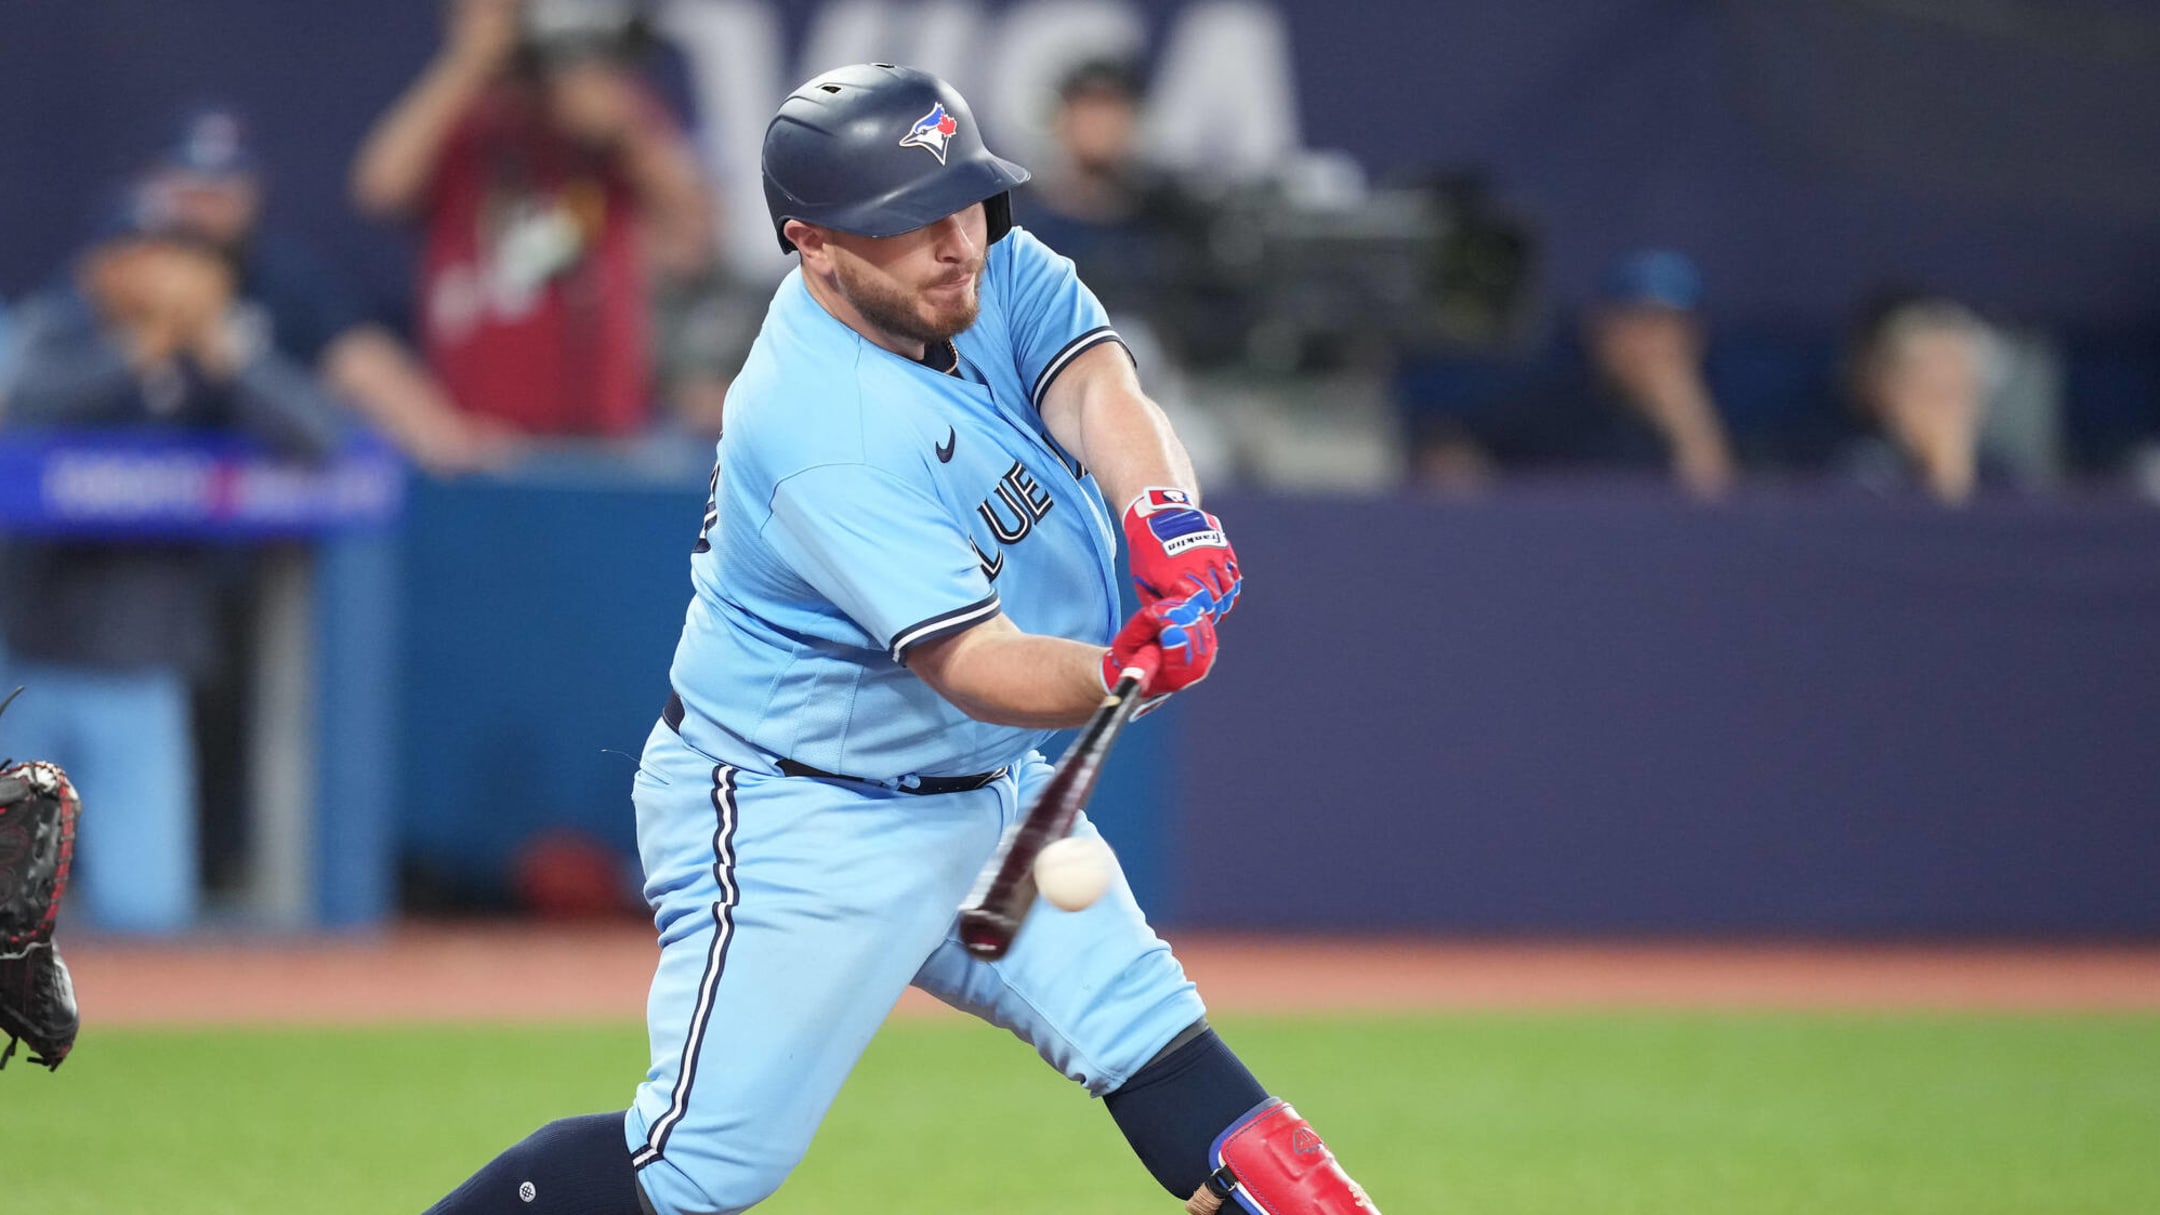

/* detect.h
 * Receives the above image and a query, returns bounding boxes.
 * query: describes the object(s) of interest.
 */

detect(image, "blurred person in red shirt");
[350,0,711,438]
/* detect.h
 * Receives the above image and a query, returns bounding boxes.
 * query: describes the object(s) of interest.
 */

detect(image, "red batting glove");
[1101,594,1219,697]
[1122,488,1241,620]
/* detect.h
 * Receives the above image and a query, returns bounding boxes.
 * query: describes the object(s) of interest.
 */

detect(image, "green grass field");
[5,1013,2157,1214]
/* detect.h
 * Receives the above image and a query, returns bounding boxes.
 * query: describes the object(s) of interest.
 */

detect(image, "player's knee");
[703,1157,794,1215]
[670,1169,790,1215]
[640,1143,804,1215]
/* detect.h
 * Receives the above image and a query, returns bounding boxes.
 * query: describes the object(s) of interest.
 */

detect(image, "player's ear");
[784,220,826,264]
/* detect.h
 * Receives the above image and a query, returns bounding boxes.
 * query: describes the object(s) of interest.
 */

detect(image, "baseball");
[1034,835,1114,912]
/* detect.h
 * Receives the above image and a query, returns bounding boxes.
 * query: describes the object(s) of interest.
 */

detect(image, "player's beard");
[836,256,984,347]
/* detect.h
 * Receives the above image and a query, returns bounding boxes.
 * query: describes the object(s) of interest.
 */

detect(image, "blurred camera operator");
[350,0,711,438]
[1018,58,1231,368]
[11,223,345,454]
[0,210,347,934]
[136,106,512,475]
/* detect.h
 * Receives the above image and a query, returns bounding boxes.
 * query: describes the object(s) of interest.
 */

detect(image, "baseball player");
[420,65,1378,1215]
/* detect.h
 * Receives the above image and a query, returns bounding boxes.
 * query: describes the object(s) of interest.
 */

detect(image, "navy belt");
[662,692,1007,795]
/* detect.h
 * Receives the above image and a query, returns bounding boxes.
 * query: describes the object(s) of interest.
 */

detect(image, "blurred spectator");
[1839,292,2007,504]
[0,216,345,933]
[137,106,514,474]
[1974,327,2067,486]
[0,295,14,418]
[1413,250,1738,497]
[350,0,711,438]
[649,262,758,440]
[1017,58,1232,367]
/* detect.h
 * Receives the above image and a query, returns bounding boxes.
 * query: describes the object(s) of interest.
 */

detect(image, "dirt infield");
[61,923,2160,1026]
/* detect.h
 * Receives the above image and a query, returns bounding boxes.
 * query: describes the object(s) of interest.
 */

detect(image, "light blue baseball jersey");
[667,226,1127,780]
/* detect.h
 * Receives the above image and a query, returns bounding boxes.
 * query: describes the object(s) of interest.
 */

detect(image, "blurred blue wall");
[396,472,701,903]
[1178,487,2160,937]
[397,472,2160,937]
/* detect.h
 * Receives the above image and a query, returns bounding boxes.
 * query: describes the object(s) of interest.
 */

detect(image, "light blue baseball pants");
[622,719,1204,1215]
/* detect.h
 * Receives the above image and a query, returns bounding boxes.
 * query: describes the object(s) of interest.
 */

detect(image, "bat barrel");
[951,668,1153,960]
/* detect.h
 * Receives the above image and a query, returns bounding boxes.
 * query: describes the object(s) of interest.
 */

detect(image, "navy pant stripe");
[635,763,741,1167]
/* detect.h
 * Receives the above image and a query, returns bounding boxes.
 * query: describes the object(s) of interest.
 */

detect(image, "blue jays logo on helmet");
[898,103,960,164]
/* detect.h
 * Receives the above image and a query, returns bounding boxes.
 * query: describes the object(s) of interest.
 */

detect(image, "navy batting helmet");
[762,64,1030,254]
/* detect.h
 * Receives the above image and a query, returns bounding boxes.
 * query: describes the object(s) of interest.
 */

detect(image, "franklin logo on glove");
[1138,489,1228,556]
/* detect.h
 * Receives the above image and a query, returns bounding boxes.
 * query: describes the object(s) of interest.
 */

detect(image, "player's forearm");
[907,616,1108,729]
[1040,343,1200,509]
[1078,390,1198,511]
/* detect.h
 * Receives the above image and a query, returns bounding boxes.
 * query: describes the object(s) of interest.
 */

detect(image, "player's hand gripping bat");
[957,648,1161,960]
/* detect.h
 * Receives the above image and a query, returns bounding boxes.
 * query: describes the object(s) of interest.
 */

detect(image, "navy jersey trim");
[889,590,1002,663]
[1029,326,1130,410]
[633,762,743,1169]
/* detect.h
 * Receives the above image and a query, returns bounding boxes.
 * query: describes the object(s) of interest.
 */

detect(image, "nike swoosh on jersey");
[936,427,957,463]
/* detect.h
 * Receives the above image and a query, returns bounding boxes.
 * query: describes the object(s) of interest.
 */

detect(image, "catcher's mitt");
[0,722,83,1070]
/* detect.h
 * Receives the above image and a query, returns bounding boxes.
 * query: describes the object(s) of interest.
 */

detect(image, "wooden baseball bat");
[956,649,1160,960]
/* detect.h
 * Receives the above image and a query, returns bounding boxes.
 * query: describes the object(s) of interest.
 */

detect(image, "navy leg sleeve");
[423,1112,648,1215]
[1103,1022,1271,1198]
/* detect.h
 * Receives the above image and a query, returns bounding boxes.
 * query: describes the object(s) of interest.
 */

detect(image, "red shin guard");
[1198,1098,1379,1215]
